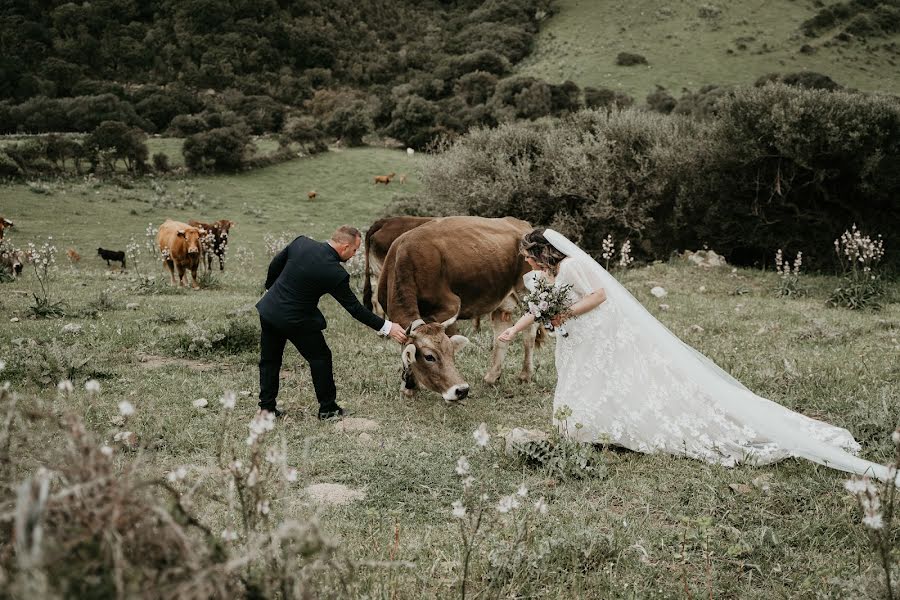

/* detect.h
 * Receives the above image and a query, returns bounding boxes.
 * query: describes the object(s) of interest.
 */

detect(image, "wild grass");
[0,147,897,597]
[519,0,900,98]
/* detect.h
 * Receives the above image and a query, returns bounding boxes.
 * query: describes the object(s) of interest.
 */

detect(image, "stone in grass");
[334,417,379,433]
[682,249,727,268]
[304,483,366,506]
[650,286,667,298]
[126,302,140,310]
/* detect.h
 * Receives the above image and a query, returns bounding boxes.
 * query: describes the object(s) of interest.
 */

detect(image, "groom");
[256,225,407,419]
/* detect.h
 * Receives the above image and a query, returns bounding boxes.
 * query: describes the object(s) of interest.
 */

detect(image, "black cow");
[97,247,126,268]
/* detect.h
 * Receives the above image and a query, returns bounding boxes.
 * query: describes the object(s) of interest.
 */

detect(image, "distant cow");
[97,248,126,268]
[157,219,202,289]
[307,190,317,200]
[188,218,234,271]
[363,216,437,316]
[373,172,396,185]
[0,217,13,240]
[66,248,81,262]
[398,174,407,184]
[378,216,540,399]
[0,247,23,277]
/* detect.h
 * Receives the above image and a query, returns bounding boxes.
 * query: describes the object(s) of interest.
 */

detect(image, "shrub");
[584,86,634,111]
[384,95,439,148]
[152,152,170,172]
[325,100,372,146]
[83,120,149,173]
[615,52,648,66]
[455,71,499,106]
[183,126,250,172]
[646,87,677,113]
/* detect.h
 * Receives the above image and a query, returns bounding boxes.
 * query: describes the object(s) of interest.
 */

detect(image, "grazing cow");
[187,218,234,271]
[157,219,202,289]
[363,216,437,316]
[373,172,396,185]
[0,217,13,240]
[0,247,23,277]
[377,216,541,399]
[307,190,317,200]
[97,248,126,268]
[66,248,81,262]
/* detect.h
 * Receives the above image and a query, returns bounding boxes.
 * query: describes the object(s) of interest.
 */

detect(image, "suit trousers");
[258,316,338,412]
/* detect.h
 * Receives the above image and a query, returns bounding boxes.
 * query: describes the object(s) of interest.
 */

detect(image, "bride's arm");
[497,312,535,342]
[552,288,607,326]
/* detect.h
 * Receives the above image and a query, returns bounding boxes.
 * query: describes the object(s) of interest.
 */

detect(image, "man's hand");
[388,322,408,344]
[498,327,517,343]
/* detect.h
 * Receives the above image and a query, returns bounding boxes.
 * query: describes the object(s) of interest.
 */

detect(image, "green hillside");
[519,0,900,97]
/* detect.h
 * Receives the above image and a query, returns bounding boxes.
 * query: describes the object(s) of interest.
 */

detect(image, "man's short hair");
[331,225,361,245]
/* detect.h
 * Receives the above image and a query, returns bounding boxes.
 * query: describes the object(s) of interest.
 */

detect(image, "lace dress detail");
[550,257,861,467]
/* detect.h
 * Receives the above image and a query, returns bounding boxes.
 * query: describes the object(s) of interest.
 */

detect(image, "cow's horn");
[440,313,458,329]
[406,319,425,335]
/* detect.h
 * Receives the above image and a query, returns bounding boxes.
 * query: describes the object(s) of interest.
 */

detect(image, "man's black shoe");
[259,407,286,419]
[318,406,344,421]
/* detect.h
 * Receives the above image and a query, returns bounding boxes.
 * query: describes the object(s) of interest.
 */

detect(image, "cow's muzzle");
[443,384,470,402]
[188,248,199,254]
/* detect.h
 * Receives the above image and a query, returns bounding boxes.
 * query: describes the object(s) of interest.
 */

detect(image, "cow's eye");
[424,354,436,362]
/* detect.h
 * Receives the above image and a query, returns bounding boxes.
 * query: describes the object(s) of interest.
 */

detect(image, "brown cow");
[373,172,396,185]
[363,216,437,316]
[157,219,202,289]
[307,190,317,200]
[0,246,23,277]
[377,216,541,398]
[66,248,81,263]
[0,217,13,240]
[188,218,234,271]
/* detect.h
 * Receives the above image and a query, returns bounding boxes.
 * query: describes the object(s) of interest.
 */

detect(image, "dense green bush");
[183,126,250,172]
[403,84,900,269]
[83,121,149,173]
[584,87,635,111]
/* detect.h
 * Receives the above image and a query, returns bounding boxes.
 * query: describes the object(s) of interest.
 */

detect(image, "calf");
[307,190,317,200]
[67,248,81,262]
[97,247,126,268]
[0,247,23,277]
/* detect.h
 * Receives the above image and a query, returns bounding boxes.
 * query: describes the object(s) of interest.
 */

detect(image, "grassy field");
[1,149,898,597]
[519,0,900,98]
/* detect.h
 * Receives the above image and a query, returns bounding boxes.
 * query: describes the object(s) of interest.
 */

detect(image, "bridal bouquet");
[522,275,574,337]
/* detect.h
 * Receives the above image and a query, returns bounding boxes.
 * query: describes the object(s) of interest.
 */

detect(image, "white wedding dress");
[530,229,898,484]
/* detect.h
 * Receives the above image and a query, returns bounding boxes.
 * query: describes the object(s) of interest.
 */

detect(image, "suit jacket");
[256,236,385,333]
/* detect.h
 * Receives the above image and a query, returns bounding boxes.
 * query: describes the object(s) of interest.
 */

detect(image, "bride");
[498,228,898,484]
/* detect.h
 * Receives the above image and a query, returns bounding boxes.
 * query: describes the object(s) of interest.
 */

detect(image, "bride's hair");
[520,228,567,274]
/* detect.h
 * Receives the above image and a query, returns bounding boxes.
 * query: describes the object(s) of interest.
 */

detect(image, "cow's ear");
[450,335,469,353]
[177,229,186,237]
[401,343,417,367]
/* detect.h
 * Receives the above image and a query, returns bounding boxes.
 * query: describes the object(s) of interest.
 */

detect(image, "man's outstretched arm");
[330,274,407,343]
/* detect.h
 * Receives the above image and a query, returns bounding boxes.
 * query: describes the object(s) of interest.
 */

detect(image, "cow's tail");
[363,219,386,310]
[534,323,548,348]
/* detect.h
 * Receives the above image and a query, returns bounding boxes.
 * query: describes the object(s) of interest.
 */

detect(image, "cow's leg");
[189,264,200,290]
[218,251,225,271]
[518,322,538,382]
[163,259,176,285]
[176,263,186,287]
[484,309,513,384]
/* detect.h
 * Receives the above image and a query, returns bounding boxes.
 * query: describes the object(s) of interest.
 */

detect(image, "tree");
[83,120,148,173]
[325,101,372,146]
[183,126,249,172]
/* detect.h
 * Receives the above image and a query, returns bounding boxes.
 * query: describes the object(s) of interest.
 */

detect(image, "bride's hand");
[498,327,517,342]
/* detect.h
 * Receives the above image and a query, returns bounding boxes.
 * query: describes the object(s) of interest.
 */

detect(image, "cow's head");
[401,316,470,401]
[178,227,202,254]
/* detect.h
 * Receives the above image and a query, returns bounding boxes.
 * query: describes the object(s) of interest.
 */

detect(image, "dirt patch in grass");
[136,353,220,372]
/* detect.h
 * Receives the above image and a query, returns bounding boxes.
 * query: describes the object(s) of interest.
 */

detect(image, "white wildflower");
[473,423,490,448]
[229,460,243,474]
[246,411,275,445]
[455,456,471,476]
[285,467,298,483]
[167,466,189,482]
[266,448,285,464]
[256,500,270,515]
[220,391,236,409]
[516,484,528,497]
[496,494,519,514]
[221,528,239,542]
[246,466,259,487]
[533,497,549,515]
[192,398,208,408]
[0,360,5,371]
[99,445,114,457]
[451,500,467,519]
[85,379,101,395]
[118,400,135,416]
[844,477,869,494]
[863,513,884,530]
[892,430,900,446]
[462,476,475,490]
[57,379,74,395]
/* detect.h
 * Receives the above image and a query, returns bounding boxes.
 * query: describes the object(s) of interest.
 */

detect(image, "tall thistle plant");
[829,225,886,310]
[26,237,65,318]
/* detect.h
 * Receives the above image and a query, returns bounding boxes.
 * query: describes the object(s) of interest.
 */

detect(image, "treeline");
[392,84,900,270]
[0,0,567,152]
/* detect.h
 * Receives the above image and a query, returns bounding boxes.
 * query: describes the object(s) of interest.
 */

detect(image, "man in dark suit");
[256,225,407,419]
